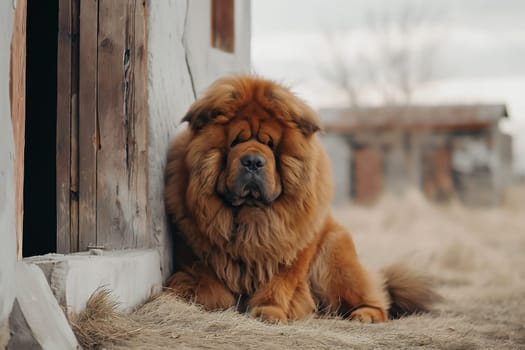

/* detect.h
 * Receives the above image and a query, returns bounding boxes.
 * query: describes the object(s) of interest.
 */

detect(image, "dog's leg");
[166,263,236,311]
[310,219,389,323]
[287,279,317,320]
[248,243,317,323]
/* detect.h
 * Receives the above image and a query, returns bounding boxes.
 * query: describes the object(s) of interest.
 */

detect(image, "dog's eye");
[231,136,241,148]
[267,139,274,149]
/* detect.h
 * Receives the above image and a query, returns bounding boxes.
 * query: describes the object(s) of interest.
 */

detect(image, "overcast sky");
[251,0,525,174]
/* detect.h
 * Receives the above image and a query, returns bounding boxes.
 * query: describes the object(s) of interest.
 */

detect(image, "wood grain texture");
[69,0,80,252]
[78,0,98,251]
[96,0,148,249]
[56,0,148,251]
[56,0,72,253]
[10,0,27,260]
[132,0,149,248]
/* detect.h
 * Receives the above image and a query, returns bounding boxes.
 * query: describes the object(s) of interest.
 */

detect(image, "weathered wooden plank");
[10,0,27,260]
[131,0,149,248]
[56,0,72,254]
[69,0,80,252]
[78,0,98,251]
[97,0,148,249]
[96,0,128,249]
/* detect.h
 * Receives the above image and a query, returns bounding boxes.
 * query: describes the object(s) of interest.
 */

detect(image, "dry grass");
[70,187,525,349]
[68,289,144,348]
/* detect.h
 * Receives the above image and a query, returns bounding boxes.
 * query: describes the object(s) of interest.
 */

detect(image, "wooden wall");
[10,0,27,260]
[57,0,148,252]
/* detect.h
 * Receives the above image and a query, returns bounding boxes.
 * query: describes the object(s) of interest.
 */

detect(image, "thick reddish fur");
[165,75,440,323]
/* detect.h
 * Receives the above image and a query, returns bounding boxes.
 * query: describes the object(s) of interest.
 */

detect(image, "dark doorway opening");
[23,0,59,257]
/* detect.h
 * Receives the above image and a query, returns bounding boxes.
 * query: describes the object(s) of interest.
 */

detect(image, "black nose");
[241,154,266,171]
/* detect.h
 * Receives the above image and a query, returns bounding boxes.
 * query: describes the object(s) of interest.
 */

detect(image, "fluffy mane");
[165,76,332,294]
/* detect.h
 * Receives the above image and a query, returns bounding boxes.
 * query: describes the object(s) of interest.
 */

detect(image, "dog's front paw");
[165,271,235,311]
[250,305,288,323]
[349,306,387,323]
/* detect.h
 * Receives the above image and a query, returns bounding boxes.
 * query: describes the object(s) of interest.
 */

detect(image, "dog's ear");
[182,78,239,130]
[291,105,321,136]
[181,98,217,131]
[266,85,321,136]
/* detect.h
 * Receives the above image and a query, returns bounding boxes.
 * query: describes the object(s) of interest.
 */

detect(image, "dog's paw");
[250,305,288,324]
[165,271,235,310]
[349,306,387,323]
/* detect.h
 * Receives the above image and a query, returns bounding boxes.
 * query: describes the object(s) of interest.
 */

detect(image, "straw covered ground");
[69,187,525,349]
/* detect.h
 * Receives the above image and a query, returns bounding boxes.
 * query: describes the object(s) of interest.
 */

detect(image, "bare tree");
[321,33,364,107]
[321,2,444,107]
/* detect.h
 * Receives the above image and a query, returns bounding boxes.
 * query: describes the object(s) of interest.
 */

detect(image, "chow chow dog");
[165,75,440,323]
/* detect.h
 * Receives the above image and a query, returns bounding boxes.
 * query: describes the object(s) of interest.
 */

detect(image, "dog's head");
[182,75,321,208]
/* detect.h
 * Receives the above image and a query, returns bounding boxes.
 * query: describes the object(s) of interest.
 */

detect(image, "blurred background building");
[320,104,511,205]
[252,0,524,205]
